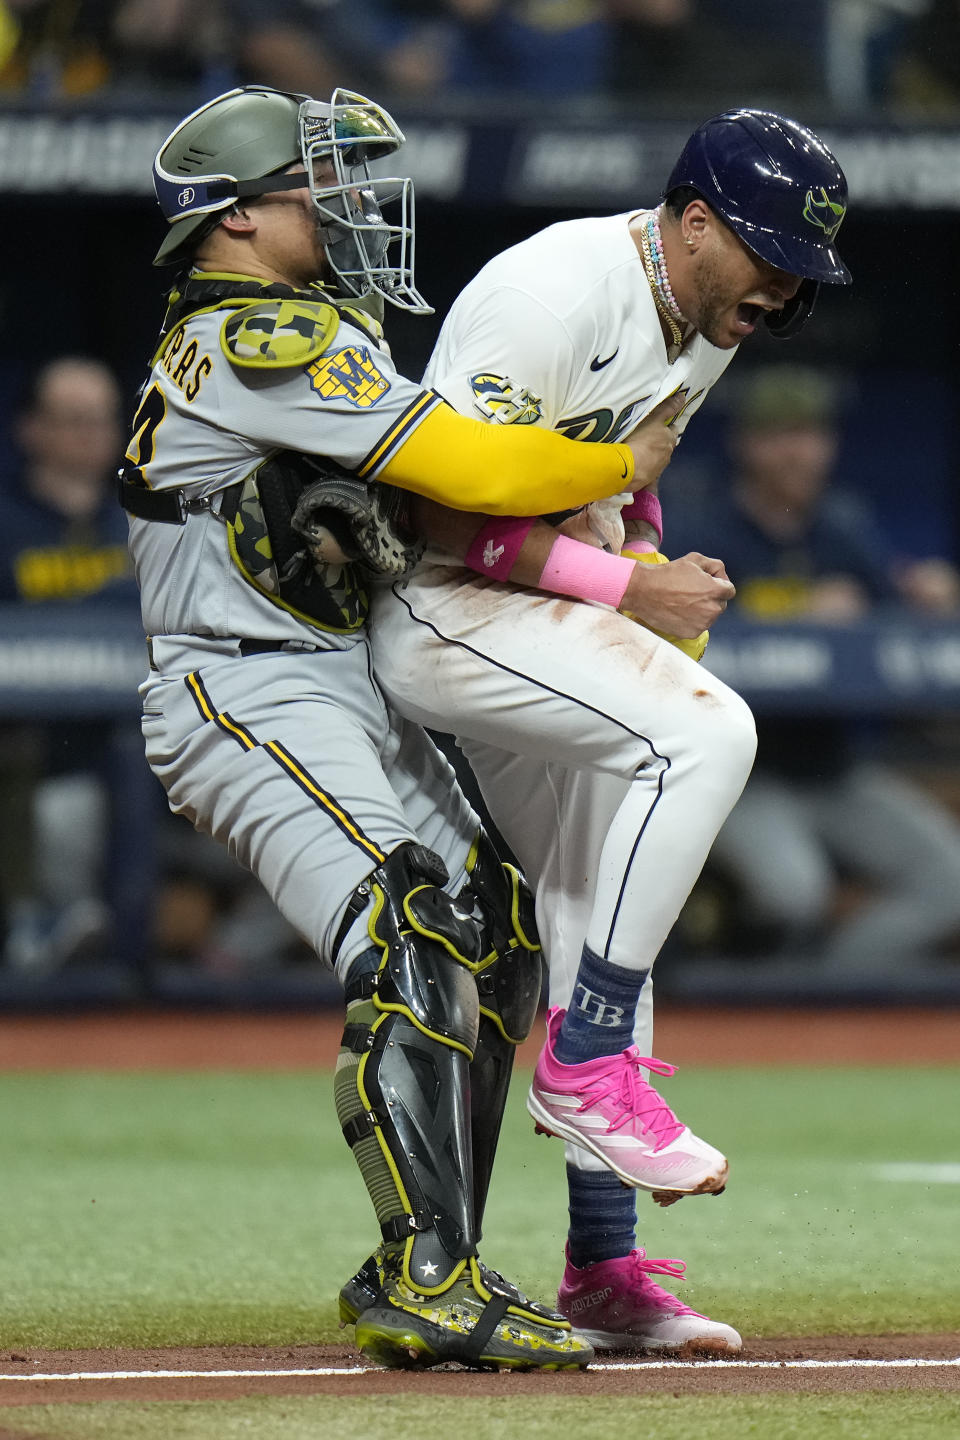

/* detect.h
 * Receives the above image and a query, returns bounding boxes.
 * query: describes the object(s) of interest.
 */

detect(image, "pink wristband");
[464,516,536,579]
[537,535,634,609]
[620,489,663,542]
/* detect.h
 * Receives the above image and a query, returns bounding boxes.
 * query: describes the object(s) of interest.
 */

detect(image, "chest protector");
[221,450,369,633]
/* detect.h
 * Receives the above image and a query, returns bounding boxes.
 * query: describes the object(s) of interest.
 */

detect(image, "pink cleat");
[558,1246,742,1355]
[526,1007,728,1200]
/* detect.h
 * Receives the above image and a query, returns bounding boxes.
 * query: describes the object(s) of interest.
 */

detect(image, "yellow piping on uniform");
[185,672,215,721]
[263,742,385,862]
[216,713,257,749]
[357,391,439,477]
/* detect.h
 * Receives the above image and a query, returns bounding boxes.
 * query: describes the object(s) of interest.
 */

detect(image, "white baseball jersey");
[425,211,735,555]
[370,213,756,1144]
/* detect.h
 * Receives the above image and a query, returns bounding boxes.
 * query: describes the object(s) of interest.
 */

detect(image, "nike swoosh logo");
[590,349,619,371]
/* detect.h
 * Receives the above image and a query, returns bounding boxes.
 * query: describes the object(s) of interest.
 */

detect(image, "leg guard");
[458,830,543,1229]
[335,843,484,1295]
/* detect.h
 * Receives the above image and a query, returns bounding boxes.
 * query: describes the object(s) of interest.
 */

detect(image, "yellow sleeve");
[369,399,634,517]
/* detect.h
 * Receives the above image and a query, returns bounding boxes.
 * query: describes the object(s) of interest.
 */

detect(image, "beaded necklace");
[638,207,687,363]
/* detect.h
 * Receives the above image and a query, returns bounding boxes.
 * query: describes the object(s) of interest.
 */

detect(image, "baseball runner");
[121,84,685,1372]
[365,110,851,1353]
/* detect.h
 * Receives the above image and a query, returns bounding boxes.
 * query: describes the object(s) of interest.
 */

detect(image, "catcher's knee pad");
[335,843,484,1293]
[458,831,544,1228]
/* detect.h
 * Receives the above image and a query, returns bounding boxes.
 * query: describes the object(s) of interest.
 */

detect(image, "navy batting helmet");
[665,109,850,337]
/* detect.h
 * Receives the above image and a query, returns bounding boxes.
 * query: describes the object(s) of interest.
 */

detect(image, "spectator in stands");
[0,356,136,970]
[187,0,827,108]
[0,0,227,99]
[227,0,442,101]
[893,0,960,115]
[108,0,231,98]
[669,365,960,980]
[426,0,610,97]
[226,0,614,102]
[0,358,133,607]
[0,357,301,976]
[0,0,113,95]
[604,1,825,105]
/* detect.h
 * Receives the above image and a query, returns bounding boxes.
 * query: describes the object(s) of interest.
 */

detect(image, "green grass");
[0,1066,958,1348]
[6,1394,960,1440]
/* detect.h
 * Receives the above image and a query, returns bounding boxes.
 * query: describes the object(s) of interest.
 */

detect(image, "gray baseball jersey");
[127,297,442,650]
[128,286,476,973]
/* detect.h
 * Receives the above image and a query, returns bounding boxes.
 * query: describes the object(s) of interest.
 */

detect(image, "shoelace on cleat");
[627,1248,703,1317]
[574,1049,685,1147]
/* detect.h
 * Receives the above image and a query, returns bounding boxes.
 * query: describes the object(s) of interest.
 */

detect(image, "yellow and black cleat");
[354,1255,593,1371]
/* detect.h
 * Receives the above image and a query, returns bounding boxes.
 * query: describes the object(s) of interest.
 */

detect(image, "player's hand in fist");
[620,550,734,656]
[622,396,685,492]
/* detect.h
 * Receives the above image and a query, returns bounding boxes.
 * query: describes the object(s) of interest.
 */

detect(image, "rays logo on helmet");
[802,187,846,241]
[470,374,543,425]
[177,187,195,208]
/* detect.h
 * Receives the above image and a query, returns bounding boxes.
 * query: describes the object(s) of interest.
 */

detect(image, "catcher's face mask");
[299,91,430,315]
[153,87,431,314]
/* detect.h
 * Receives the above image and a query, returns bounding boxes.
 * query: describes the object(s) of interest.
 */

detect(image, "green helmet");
[152,85,430,313]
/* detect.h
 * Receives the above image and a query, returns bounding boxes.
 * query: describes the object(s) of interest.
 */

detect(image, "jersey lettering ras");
[125,299,440,647]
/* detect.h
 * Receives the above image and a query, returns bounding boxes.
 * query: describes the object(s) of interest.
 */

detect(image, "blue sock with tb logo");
[553,945,649,1065]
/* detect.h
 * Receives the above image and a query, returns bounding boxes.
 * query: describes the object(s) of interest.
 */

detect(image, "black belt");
[239,638,320,656]
[119,477,240,525]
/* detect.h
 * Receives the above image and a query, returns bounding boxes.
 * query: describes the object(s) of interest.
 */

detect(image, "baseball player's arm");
[376,388,681,519]
[375,400,640,516]
[416,500,734,638]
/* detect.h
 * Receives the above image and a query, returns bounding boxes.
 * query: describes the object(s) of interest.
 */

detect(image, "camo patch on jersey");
[221,300,340,369]
[306,347,390,408]
[227,475,368,633]
[470,373,542,425]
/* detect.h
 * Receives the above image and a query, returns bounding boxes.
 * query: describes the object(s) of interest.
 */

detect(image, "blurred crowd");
[0,355,307,981]
[667,366,960,986]
[0,0,959,114]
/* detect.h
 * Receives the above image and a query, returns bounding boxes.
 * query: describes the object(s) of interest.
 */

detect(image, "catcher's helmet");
[152,85,430,313]
[665,109,850,337]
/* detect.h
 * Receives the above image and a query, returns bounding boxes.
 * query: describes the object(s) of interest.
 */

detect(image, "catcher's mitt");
[290,459,424,579]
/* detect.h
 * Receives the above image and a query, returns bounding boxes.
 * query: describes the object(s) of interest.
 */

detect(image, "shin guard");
[458,831,543,1229]
[336,843,484,1294]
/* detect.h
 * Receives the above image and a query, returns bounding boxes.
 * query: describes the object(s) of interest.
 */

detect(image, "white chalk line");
[1,1358,959,1381]
[870,1163,960,1184]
